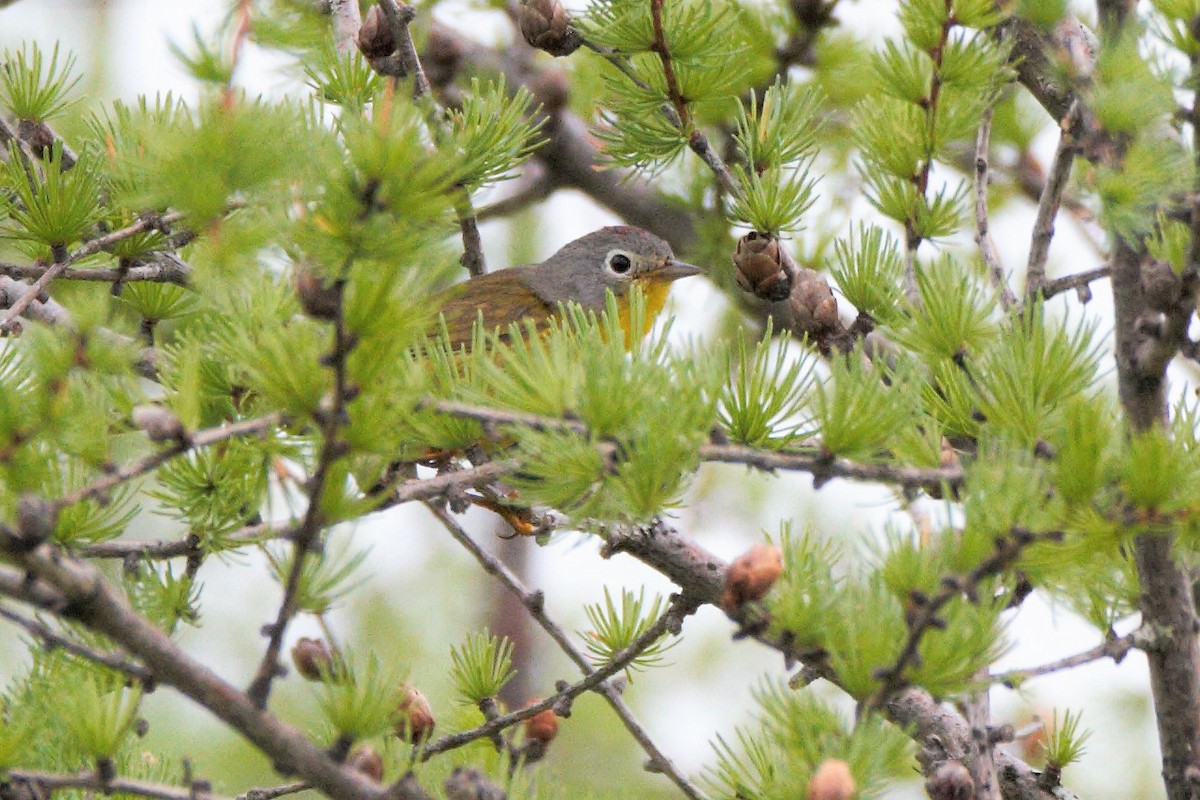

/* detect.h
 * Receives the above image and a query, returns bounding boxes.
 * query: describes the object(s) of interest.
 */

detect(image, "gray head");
[524,226,703,311]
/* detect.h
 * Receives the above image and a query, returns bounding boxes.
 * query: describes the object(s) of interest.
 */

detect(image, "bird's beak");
[658,259,704,281]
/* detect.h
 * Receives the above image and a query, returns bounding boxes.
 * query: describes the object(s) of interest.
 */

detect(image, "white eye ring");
[606,250,633,275]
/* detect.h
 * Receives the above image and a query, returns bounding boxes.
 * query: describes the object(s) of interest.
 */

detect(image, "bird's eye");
[608,252,632,274]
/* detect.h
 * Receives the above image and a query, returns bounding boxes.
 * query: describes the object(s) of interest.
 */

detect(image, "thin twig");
[991,629,1143,687]
[5,770,228,800]
[247,280,352,709]
[0,254,190,285]
[0,604,154,683]
[1025,100,1081,305]
[77,523,281,560]
[423,504,704,800]
[0,211,186,334]
[378,0,431,98]
[236,782,308,800]
[974,105,1016,310]
[864,528,1063,712]
[1040,264,1111,302]
[476,165,556,221]
[55,413,283,510]
[579,42,738,195]
[422,398,965,491]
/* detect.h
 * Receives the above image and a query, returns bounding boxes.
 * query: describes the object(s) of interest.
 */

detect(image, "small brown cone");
[524,701,559,744]
[789,268,840,338]
[733,232,792,301]
[925,760,974,800]
[347,745,384,783]
[517,0,583,57]
[291,638,337,682]
[293,266,341,320]
[720,544,784,613]
[807,759,855,800]
[357,5,397,59]
[395,684,436,743]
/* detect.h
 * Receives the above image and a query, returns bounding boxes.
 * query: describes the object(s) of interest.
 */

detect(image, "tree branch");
[0,546,385,800]
[422,503,703,799]
[1025,101,1081,304]
[991,629,1142,687]
[0,211,186,335]
[0,603,154,683]
[974,105,1016,310]
[4,770,227,800]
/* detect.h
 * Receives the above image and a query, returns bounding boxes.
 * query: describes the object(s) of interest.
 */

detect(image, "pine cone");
[395,684,436,743]
[807,759,856,800]
[357,6,397,60]
[517,0,582,57]
[720,543,784,613]
[733,232,792,301]
[789,268,840,337]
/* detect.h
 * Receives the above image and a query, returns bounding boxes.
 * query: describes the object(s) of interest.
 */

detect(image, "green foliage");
[457,293,720,523]
[445,79,542,191]
[705,686,913,800]
[1042,709,1091,769]
[889,258,996,363]
[969,307,1102,445]
[728,81,822,232]
[314,653,401,740]
[118,282,198,325]
[718,323,815,449]
[150,440,269,545]
[1097,136,1193,240]
[62,676,143,759]
[583,0,749,170]
[831,225,904,324]
[765,527,841,652]
[581,588,678,677]
[1092,31,1176,136]
[0,42,81,122]
[126,563,201,633]
[266,538,371,615]
[813,351,915,460]
[169,23,235,85]
[449,632,517,704]
[1,141,102,250]
[1049,397,1117,507]
[304,45,384,111]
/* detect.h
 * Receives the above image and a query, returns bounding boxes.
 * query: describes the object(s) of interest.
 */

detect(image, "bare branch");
[421,504,703,800]
[56,413,284,510]
[378,0,431,98]
[0,604,154,682]
[0,211,187,335]
[1025,101,1081,305]
[5,770,228,800]
[1040,264,1110,302]
[0,252,191,285]
[992,629,1142,687]
[974,105,1016,310]
[329,0,363,56]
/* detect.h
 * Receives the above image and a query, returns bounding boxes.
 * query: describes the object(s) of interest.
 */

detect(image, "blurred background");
[0,1,1166,797]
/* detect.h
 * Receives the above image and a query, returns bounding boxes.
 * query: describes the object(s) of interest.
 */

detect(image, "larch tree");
[0,1,1193,799]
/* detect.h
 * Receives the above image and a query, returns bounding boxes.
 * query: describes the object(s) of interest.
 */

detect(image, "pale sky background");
[0,1,1165,798]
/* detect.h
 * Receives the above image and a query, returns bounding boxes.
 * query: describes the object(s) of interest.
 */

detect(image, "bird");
[433,226,703,350]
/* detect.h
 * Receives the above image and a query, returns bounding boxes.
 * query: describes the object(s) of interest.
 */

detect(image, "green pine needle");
[581,588,678,678]
[449,631,517,704]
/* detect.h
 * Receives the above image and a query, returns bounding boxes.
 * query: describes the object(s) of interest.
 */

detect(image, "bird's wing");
[433,268,558,350]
